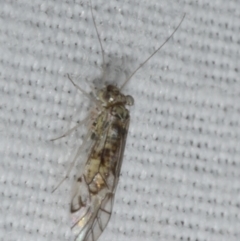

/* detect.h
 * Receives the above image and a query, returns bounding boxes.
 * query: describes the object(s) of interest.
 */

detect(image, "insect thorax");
[91,85,134,139]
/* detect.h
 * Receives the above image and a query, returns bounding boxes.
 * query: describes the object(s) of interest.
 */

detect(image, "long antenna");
[120,14,186,90]
[89,0,106,69]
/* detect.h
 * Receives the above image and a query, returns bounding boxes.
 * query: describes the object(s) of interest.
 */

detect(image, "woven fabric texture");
[1,0,239,241]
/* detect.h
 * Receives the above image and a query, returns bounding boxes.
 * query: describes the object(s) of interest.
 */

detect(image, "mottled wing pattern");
[71,111,130,241]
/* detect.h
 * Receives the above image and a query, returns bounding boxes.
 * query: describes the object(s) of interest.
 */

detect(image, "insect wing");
[70,114,130,241]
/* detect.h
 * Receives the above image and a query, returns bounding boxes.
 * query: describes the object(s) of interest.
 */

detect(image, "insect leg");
[50,115,90,141]
[67,74,100,107]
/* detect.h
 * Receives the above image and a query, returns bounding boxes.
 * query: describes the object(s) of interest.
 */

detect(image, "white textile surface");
[1,0,240,241]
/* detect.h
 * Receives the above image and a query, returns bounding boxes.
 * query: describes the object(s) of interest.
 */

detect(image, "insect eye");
[126,95,134,106]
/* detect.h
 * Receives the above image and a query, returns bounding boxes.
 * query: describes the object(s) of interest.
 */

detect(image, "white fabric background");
[1,0,240,241]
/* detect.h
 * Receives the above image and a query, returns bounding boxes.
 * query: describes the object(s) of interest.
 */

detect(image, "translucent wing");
[70,112,130,241]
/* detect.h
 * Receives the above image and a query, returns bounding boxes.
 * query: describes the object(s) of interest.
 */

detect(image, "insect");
[51,1,185,240]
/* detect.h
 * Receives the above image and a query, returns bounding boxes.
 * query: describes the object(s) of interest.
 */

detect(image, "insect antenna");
[89,0,106,73]
[120,13,186,90]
